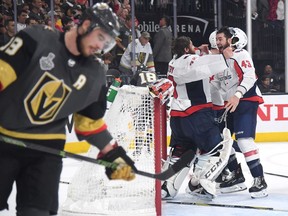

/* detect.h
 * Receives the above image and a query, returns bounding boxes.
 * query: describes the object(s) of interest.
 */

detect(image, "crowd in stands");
[0,0,172,86]
[0,0,83,45]
[0,0,286,92]
[225,0,286,93]
[225,0,284,27]
[257,64,285,93]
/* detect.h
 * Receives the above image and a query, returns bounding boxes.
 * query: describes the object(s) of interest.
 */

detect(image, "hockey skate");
[215,167,232,184]
[249,176,268,198]
[185,180,215,200]
[219,163,247,194]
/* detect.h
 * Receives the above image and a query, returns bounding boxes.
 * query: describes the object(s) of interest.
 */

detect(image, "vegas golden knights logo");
[138,52,147,64]
[24,72,71,125]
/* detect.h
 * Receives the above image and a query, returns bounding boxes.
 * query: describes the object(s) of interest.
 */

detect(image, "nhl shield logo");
[40,52,55,71]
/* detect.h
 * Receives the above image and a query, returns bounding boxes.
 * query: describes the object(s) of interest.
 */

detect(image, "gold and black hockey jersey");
[0,25,113,150]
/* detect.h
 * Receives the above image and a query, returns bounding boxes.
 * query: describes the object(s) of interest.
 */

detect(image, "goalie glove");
[98,145,137,181]
[148,78,174,105]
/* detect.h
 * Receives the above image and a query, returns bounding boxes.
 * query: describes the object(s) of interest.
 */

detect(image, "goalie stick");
[0,134,194,181]
[166,201,288,212]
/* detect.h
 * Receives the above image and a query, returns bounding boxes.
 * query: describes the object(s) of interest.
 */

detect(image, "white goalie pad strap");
[222,127,231,141]
[161,148,174,171]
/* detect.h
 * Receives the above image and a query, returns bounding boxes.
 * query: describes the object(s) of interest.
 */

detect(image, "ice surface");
[1,142,288,216]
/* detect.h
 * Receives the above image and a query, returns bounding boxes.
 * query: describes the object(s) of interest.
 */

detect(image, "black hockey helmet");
[79,2,120,53]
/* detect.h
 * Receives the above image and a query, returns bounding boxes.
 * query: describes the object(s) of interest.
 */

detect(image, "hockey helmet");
[148,78,174,105]
[209,30,218,49]
[81,3,120,53]
[229,27,247,50]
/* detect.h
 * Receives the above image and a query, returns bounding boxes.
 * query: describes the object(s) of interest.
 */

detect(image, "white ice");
[1,142,288,216]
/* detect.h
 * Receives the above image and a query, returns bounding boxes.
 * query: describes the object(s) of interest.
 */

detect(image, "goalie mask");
[78,3,120,54]
[209,30,218,49]
[229,27,247,50]
[148,78,174,105]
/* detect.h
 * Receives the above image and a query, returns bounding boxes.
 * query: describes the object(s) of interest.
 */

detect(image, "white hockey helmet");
[209,30,218,49]
[230,27,248,49]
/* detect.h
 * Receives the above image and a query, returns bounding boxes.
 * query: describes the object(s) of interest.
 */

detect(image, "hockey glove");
[99,146,137,181]
[148,78,174,105]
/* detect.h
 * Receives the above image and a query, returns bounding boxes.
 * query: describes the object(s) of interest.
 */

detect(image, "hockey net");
[61,85,166,216]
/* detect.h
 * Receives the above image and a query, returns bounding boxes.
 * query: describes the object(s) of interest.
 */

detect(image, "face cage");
[101,37,116,54]
[90,26,117,54]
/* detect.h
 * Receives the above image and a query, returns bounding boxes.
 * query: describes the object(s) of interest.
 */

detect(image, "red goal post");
[61,85,167,216]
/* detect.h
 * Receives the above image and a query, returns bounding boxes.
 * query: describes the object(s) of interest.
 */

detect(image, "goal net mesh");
[60,85,163,216]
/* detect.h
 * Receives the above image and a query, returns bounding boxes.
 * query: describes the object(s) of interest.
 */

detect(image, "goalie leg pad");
[161,166,190,199]
[196,155,222,195]
[201,131,233,182]
[161,146,195,199]
[185,161,215,199]
[188,129,233,195]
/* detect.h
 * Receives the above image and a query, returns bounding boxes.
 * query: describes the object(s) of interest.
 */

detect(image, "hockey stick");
[60,181,70,184]
[0,135,194,181]
[264,172,288,178]
[166,201,288,212]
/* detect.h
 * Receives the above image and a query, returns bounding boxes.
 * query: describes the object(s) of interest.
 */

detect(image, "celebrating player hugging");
[160,36,235,200]
[210,26,267,198]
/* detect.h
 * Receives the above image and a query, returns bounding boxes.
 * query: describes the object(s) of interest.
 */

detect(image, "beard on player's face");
[218,41,230,53]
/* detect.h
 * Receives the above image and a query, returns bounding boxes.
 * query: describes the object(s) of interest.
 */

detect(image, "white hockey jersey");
[167,53,229,117]
[210,49,263,106]
[120,38,155,72]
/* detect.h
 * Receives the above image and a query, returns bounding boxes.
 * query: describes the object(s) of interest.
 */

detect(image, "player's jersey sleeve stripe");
[74,113,107,135]
[0,126,66,140]
[146,61,155,68]
[0,59,17,91]
[74,114,113,151]
[234,60,244,83]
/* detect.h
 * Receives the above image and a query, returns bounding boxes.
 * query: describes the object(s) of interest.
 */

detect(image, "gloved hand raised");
[98,145,137,181]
